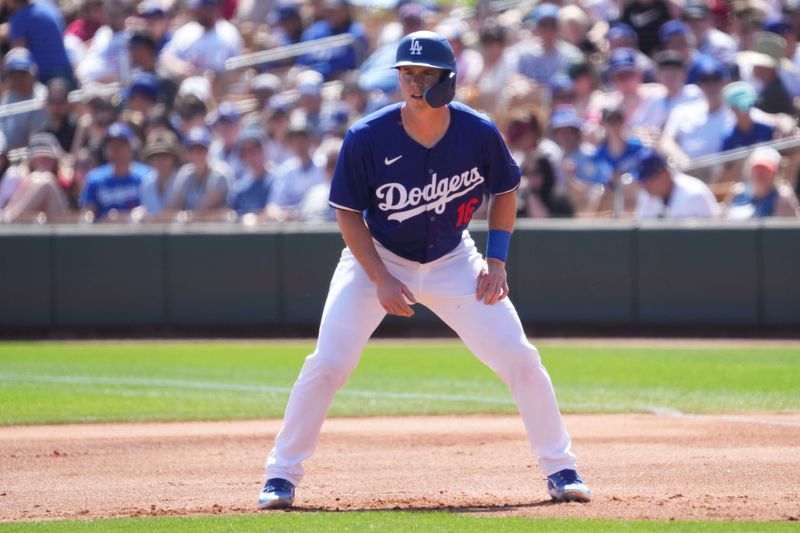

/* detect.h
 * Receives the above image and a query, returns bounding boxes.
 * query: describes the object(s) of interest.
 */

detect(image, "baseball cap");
[635,149,668,181]
[142,130,181,160]
[748,146,781,173]
[296,69,324,96]
[399,2,426,22]
[209,101,240,125]
[531,3,560,23]
[682,0,710,19]
[4,47,36,74]
[251,72,281,94]
[549,106,584,130]
[655,50,686,68]
[268,2,300,24]
[606,47,639,76]
[27,132,61,160]
[137,0,166,17]
[183,127,211,149]
[106,122,136,143]
[186,0,217,8]
[126,72,160,101]
[723,81,757,110]
[694,55,729,81]
[607,23,638,45]
[237,125,263,147]
[659,20,691,43]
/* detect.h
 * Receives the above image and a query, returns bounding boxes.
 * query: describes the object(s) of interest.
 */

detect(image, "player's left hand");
[476,258,509,305]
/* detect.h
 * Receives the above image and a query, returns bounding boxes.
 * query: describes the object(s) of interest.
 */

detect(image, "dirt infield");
[2,414,799,523]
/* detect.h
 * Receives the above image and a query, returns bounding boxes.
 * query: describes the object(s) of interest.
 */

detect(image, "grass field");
[0,341,798,424]
[1,512,799,533]
[2,340,798,531]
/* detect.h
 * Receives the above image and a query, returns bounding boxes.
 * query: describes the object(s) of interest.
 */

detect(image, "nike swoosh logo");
[385,155,403,166]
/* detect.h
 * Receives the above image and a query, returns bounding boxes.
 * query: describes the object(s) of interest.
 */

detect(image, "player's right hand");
[376,274,417,317]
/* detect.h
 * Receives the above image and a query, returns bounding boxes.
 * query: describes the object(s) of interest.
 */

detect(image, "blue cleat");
[547,469,591,502]
[258,478,295,510]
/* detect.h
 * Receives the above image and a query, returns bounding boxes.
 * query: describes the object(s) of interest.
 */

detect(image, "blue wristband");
[486,229,511,262]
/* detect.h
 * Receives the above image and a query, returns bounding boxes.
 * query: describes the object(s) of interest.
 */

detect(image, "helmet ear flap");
[423,71,456,108]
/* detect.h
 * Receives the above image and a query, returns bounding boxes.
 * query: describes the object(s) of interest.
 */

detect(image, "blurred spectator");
[761,17,800,97]
[173,91,209,136]
[80,123,149,220]
[518,150,574,218]
[136,0,173,53]
[682,0,738,67]
[659,20,718,85]
[124,72,161,115]
[267,3,305,46]
[436,18,483,87]
[72,87,118,162]
[568,59,599,116]
[558,5,595,55]
[634,51,703,136]
[128,31,178,109]
[0,133,69,222]
[514,3,583,85]
[64,0,104,43]
[6,0,75,87]
[0,48,47,150]
[267,116,325,220]
[208,101,244,182]
[294,70,325,137]
[262,106,293,167]
[594,106,647,182]
[593,48,662,132]
[230,127,275,216]
[161,0,243,81]
[249,73,282,112]
[166,127,231,216]
[741,32,796,115]
[621,0,672,56]
[634,149,720,218]
[506,110,562,177]
[605,23,655,82]
[721,81,776,150]
[76,0,133,84]
[138,129,182,218]
[42,78,78,153]
[296,0,369,80]
[358,2,425,94]
[725,147,799,217]
[298,136,342,222]
[660,56,733,167]
[550,74,577,109]
[474,21,513,99]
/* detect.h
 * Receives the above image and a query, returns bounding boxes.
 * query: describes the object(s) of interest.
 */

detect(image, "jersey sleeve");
[328,129,371,212]
[79,177,97,209]
[9,11,27,42]
[483,123,521,195]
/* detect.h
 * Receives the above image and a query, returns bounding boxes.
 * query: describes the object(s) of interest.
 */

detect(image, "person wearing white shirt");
[161,0,243,79]
[634,149,720,219]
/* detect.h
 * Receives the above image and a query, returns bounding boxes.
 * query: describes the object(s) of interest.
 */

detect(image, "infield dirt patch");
[2,414,799,522]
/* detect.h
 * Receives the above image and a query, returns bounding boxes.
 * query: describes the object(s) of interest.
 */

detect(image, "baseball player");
[259,31,591,509]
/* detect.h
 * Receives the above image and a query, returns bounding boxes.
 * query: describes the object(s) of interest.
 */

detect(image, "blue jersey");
[593,137,646,180]
[80,163,152,218]
[329,102,521,263]
[721,121,775,152]
[10,2,73,83]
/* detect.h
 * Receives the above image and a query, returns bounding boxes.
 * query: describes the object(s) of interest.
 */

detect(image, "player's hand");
[376,273,417,317]
[476,258,509,305]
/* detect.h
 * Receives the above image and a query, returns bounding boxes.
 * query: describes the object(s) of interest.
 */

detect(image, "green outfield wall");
[1,220,798,332]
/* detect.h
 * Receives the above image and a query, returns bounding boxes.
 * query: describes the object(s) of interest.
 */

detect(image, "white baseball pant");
[266,232,577,484]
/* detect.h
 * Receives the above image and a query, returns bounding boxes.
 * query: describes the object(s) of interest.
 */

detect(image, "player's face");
[398,66,444,107]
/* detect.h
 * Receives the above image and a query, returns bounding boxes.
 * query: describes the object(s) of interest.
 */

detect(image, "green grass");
[0,513,797,532]
[0,341,798,424]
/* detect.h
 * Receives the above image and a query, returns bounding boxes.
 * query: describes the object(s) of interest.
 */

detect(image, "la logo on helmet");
[410,39,423,55]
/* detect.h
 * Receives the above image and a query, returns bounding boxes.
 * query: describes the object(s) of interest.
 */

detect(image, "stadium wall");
[1,220,798,334]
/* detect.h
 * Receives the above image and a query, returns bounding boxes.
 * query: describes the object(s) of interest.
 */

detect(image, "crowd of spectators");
[0,0,798,224]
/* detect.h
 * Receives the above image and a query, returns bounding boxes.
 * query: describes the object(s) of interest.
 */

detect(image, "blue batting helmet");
[392,31,457,108]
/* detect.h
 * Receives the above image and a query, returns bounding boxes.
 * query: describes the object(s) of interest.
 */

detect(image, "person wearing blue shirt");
[296,0,369,79]
[80,123,151,220]
[259,31,590,512]
[8,0,75,87]
[230,129,274,216]
[593,107,647,183]
[721,81,775,151]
